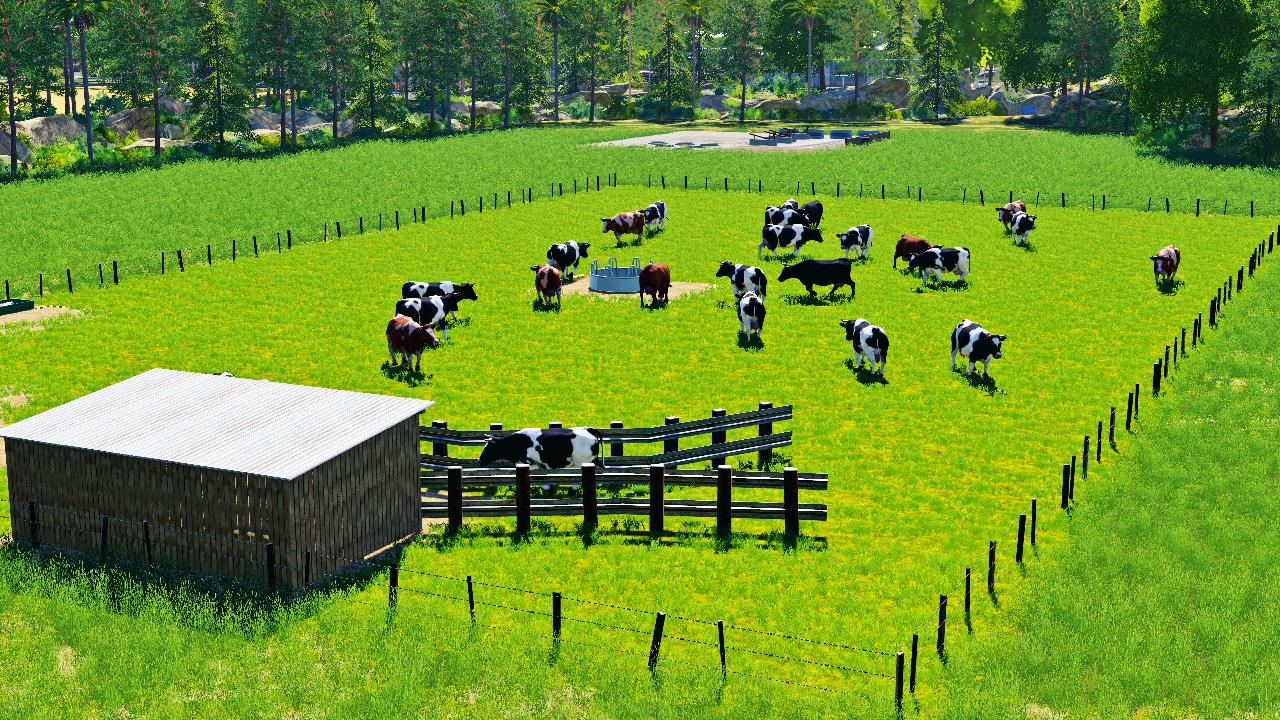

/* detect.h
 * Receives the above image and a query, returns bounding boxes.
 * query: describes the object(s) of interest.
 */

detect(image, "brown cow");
[894,235,936,268]
[998,201,1027,232]
[532,263,562,307]
[602,211,645,244]
[386,314,437,372]
[638,262,671,307]
[1151,245,1181,285]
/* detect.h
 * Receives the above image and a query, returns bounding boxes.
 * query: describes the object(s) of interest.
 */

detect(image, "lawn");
[5,121,1280,296]
[0,186,1269,717]
[930,259,1280,720]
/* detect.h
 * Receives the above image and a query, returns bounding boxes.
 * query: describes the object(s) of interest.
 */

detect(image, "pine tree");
[95,0,188,156]
[345,0,396,132]
[314,0,359,138]
[1,0,54,172]
[909,5,961,118]
[1246,0,1280,163]
[189,0,252,147]
[714,0,764,123]
[648,12,689,119]
[885,0,912,77]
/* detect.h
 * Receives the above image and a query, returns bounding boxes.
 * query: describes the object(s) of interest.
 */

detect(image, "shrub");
[603,96,635,120]
[697,107,721,121]
[948,97,1005,118]
[28,141,85,171]
[566,96,592,120]
[89,95,126,117]
[836,101,902,121]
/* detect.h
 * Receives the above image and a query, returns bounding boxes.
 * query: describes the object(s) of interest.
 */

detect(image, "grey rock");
[13,115,85,147]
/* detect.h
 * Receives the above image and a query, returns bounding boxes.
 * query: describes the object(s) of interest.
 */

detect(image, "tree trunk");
[1264,75,1274,164]
[368,40,376,132]
[805,20,814,92]
[289,85,297,147]
[625,6,634,81]
[63,18,74,115]
[551,20,560,121]
[1123,87,1131,135]
[79,26,93,162]
[213,28,224,146]
[1208,85,1220,152]
[469,65,476,130]
[853,68,860,112]
[1076,66,1084,129]
[986,60,994,97]
[152,80,161,157]
[589,48,597,122]
[279,64,287,148]
[690,19,699,102]
[331,60,339,139]
[7,73,18,173]
[739,69,747,124]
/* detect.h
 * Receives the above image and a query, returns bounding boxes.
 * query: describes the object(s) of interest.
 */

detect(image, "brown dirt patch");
[0,305,81,329]
[559,280,713,300]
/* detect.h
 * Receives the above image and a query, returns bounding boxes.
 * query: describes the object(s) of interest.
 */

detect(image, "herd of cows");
[382,196,1184,380]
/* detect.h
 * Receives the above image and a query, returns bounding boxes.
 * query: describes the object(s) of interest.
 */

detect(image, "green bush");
[603,96,635,120]
[28,141,85,171]
[697,107,721,121]
[565,96,592,120]
[948,97,1005,118]
[836,101,902,121]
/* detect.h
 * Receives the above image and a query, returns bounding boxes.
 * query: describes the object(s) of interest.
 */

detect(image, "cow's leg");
[855,351,864,369]
[968,360,976,375]
[413,352,421,373]
[388,342,397,365]
[951,349,958,369]
[983,358,991,376]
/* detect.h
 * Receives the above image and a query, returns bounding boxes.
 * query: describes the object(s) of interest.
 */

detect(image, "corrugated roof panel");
[0,369,432,480]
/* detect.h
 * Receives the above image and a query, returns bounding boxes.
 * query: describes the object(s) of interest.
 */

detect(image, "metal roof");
[0,369,431,480]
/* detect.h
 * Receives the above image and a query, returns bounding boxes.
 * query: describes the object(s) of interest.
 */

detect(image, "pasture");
[5,122,1280,293]
[0,186,1270,716]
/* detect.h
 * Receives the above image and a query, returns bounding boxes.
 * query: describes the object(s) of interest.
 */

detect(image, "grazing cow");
[1151,245,1181,285]
[997,201,1027,232]
[760,224,823,257]
[478,427,601,469]
[532,264,562,306]
[638,262,671,307]
[603,211,645,243]
[908,247,971,284]
[800,200,824,228]
[386,314,438,372]
[1010,212,1037,246]
[781,198,800,210]
[893,235,936,268]
[778,259,854,297]
[401,281,477,320]
[837,225,874,260]
[738,292,766,338]
[547,241,590,278]
[840,318,888,375]
[764,206,812,226]
[716,261,767,298]
[395,290,470,340]
[951,319,1006,376]
[642,201,667,232]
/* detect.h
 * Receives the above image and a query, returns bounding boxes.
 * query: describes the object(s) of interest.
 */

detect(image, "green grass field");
[932,262,1280,720]
[0,185,1268,717]
[5,122,1280,295]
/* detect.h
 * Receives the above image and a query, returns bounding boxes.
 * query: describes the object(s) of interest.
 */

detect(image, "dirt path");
[0,305,81,328]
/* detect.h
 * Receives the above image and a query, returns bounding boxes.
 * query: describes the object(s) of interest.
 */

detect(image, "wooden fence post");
[1097,421,1103,462]
[783,467,800,542]
[467,575,476,623]
[1083,436,1089,479]
[1016,515,1026,564]
[610,420,624,459]
[648,612,666,671]
[664,416,679,455]
[964,568,971,614]
[1070,456,1076,500]
[1134,383,1140,417]
[756,401,773,468]
[649,464,665,536]
[207,244,212,264]
[1030,498,1037,545]
[112,260,118,285]
[987,541,996,594]
[1153,362,1162,396]
[515,463,531,534]
[895,652,905,712]
[979,189,984,206]
[710,408,727,468]
[177,249,184,272]
[552,592,562,638]
[718,621,727,677]
[582,464,598,532]
[909,633,919,693]
[448,466,463,532]
[717,465,733,540]
[1110,407,1117,447]
[432,420,448,457]
[389,553,399,609]
[936,595,947,656]
[1126,392,1133,432]
[1061,465,1071,509]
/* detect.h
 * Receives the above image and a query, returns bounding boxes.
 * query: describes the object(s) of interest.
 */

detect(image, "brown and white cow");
[997,201,1027,232]
[894,234,936,268]
[1151,245,1181,285]
[602,211,645,243]
[386,314,437,372]
[532,263,562,307]
[638,262,671,307]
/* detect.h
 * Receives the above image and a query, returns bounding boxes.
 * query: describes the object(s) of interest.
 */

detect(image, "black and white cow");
[778,258,854,297]
[547,241,591,278]
[764,206,812,226]
[837,225,873,260]
[951,319,1006,376]
[781,198,800,211]
[800,200,824,228]
[642,201,667,232]
[478,427,601,470]
[394,290,470,340]
[401,281,477,320]
[840,318,889,375]
[760,224,823,257]
[907,246,971,284]
[738,292,766,338]
[1010,212,1037,246]
[716,261,767,298]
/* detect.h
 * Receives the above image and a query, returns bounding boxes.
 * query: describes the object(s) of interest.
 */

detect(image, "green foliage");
[940,0,1009,70]
[948,96,1003,117]
[93,0,190,133]
[884,0,914,76]
[27,140,83,170]
[647,13,691,120]
[910,5,964,118]
[1046,0,1120,129]
[188,0,253,145]
[991,0,1058,90]
[344,0,398,131]
[1243,0,1280,163]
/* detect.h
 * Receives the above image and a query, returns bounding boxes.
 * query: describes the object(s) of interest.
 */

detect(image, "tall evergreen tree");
[314,0,359,137]
[1126,0,1253,152]
[1246,0,1280,163]
[884,0,912,76]
[533,0,564,120]
[66,0,108,161]
[1046,0,1119,129]
[347,0,394,132]
[242,0,302,147]
[679,0,707,100]
[992,0,1057,91]
[189,0,252,147]
[909,4,961,118]
[714,0,764,122]
[1111,0,1141,133]
[825,0,886,105]
[570,0,609,121]
[496,0,545,127]
[781,0,820,91]
[648,11,689,119]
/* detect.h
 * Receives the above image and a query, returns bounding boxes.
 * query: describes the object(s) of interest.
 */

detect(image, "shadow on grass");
[640,296,669,311]
[737,332,765,351]
[381,361,431,388]
[1014,239,1038,253]
[843,358,889,385]
[759,252,810,265]
[614,235,644,248]
[915,278,971,294]
[952,367,1000,395]
[1156,276,1185,295]
[843,255,872,266]
[782,291,854,306]
[532,297,563,313]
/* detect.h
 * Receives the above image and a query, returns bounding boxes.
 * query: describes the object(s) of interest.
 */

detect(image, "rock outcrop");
[14,115,85,146]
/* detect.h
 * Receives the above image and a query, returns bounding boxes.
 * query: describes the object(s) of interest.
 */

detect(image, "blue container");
[589,257,643,293]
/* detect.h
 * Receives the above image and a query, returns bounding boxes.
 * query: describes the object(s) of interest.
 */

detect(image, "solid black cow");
[760,224,823,257]
[547,241,591,278]
[394,290,471,340]
[401,281,477,320]
[716,261,767,298]
[778,258,854,297]
[951,319,1006,376]
[799,200,824,228]
[477,427,601,469]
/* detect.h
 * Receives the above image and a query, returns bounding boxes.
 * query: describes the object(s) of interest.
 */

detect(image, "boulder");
[604,82,630,97]
[122,137,188,151]
[799,92,850,112]
[0,154,28,170]
[140,122,185,140]
[698,93,729,112]
[13,115,85,147]
[860,76,910,108]
[564,90,612,106]
[0,129,33,162]
[448,100,503,117]
[449,118,466,131]
[244,107,279,130]
[1016,93,1054,115]
[104,107,154,137]
[755,98,801,113]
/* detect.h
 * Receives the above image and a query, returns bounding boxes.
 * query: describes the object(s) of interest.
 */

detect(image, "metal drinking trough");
[0,298,35,317]
[589,257,643,293]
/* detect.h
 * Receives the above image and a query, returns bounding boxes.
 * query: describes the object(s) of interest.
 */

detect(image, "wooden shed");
[1,368,430,591]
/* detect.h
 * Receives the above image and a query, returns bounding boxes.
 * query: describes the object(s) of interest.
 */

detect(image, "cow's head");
[1150,250,1177,276]
[601,218,614,233]
[716,261,735,278]
[1023,215,1037,230]
[782,198,799,210]
[802,227,823,242]
[578,242,591,258]
[989,334,1007,359]
[778,264,798,282]
[455,283,478,302]
[839,319,858,341]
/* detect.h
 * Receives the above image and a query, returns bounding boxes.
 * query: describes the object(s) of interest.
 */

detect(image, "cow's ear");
[1149,256,1159,261]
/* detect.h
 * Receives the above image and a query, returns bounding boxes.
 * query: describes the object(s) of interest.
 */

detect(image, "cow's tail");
[759,273,767,299]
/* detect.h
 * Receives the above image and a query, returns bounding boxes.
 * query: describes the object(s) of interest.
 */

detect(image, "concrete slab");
[596,131,847,152]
